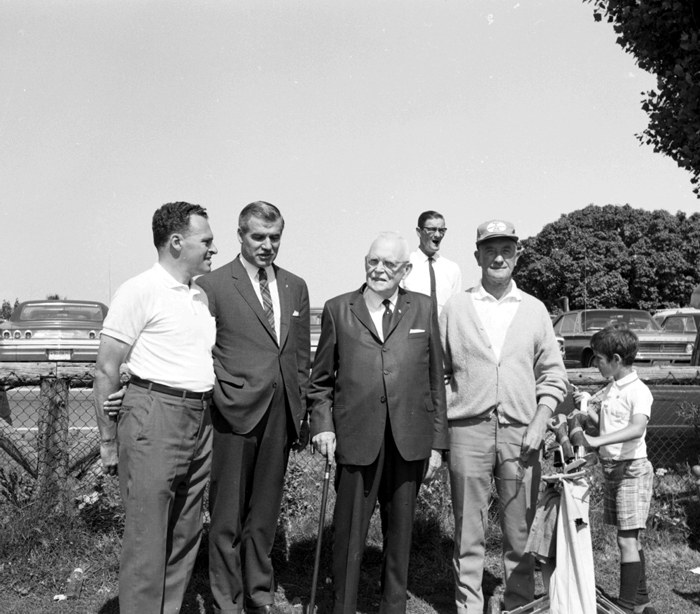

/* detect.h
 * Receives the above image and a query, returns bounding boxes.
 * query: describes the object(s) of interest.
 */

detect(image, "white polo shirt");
[402,250,461,315]
[599,371,652,461]
[101,263,216,392]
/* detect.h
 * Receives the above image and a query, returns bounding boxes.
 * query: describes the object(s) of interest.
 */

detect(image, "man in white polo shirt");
[402,210,461,315]
[93,202,218,614]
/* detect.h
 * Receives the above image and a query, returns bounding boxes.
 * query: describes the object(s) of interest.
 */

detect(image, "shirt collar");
[363,286,399,310]
[473,280,522,303]
[239,254,275,281]
[153,262,191,290]
[612,370,639,387]
[414,249,441,263]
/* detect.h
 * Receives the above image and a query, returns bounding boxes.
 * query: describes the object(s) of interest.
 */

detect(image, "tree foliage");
[1,299,20,320]
[514,204,700,311]
[585,0,700,196]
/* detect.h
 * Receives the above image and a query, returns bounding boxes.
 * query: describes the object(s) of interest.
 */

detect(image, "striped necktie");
[258,268,275,332]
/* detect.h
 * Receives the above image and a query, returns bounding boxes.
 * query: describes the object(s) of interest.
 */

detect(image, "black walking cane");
[308,454,331,614]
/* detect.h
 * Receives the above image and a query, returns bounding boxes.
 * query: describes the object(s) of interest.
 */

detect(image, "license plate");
[652,360,670,367]
[47,350,72,361]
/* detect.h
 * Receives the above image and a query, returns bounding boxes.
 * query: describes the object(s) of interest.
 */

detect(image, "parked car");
[555,334,565,359]
[310,307,323,363]
[0,300,108,362]
[653,308,700,335]
[552,309,695,368]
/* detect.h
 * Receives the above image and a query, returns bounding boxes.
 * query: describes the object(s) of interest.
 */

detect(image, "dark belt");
[129,375,213,401]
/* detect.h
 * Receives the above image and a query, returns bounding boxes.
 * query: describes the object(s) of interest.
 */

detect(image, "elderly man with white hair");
[309,231,448,614]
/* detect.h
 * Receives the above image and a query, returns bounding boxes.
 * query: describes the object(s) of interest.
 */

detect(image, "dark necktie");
[382,299,392,341]
[258,268,275,333]
[428,256,439,314]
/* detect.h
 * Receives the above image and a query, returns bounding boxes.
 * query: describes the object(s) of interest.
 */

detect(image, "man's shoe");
[246,605,273,614]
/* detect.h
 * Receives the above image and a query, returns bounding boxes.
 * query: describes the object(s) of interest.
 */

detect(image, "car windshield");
[18,303,104,322]
[580,310,660,332]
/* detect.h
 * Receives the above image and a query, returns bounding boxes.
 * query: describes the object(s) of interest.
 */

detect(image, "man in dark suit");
[309,231,448,614]
[197,201,310,614]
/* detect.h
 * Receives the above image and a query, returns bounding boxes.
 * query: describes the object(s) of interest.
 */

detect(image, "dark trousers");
[208,381,292,614]
[332,427,427,614]
[117,385,212,614]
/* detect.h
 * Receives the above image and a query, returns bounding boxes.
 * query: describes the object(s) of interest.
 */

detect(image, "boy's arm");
[583,413,648,449]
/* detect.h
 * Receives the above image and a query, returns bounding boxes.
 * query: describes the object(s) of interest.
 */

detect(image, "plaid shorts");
[601,458,653,530]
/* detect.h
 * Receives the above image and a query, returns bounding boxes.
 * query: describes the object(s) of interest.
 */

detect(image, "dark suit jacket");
[198,256,310,436]
[308,286,448,465]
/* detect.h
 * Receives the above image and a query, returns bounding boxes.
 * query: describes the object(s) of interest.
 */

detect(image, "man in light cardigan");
[439,220,568,613]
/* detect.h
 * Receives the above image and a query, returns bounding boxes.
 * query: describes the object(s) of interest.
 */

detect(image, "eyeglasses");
[421,227,447,236]
[366,258,408,273]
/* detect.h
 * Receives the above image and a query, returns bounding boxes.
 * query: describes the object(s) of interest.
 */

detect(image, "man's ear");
[474,250,481,266]
[237,227,244,245]
[415,227,422,240]
[513,242,524,265]
[169,233,184,256]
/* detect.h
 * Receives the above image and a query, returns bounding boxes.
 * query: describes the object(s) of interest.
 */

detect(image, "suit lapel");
[275,265,290,349]
[349,286,382,342]
[230,257,278,345]
[385,288,410,340]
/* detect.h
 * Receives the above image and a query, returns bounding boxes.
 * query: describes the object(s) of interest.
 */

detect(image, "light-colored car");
[310,307,323,363]
[552,309,695,368]
[653,308,700,335]
[0,300,108,362]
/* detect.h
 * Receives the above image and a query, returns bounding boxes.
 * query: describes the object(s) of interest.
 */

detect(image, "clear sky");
[1,0,696,308]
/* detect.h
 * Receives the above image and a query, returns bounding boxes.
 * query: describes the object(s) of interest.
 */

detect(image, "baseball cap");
[475,220,519,245]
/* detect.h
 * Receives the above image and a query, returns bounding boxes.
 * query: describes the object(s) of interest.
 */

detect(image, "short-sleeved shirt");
[598,371,652,461]
[101,263,216,392]
[402,250,461,315]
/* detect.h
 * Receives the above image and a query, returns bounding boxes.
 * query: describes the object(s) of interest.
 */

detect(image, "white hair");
[368,231,410,261]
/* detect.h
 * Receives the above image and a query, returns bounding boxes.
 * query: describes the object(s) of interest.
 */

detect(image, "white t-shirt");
[402,250,461,315]
[101,263,216,392]
[599,371,652,461]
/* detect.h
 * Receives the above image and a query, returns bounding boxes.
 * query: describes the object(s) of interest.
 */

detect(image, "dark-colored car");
[552,309,695,368]
[0,300,108,362]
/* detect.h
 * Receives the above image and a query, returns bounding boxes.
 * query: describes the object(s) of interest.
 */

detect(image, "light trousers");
[448,413,540,613]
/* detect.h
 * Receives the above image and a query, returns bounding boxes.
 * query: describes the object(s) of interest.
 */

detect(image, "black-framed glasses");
[366,257,409,273]
[421,227,447,236]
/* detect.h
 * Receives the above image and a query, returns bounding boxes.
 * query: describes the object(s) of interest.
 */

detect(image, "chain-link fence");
[1,369,699,523]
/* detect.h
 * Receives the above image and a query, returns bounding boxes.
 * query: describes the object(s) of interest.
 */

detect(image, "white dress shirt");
[364,286,398,342]
[471,280,522,362]
[240,255,281,344]
[402,250,461,315]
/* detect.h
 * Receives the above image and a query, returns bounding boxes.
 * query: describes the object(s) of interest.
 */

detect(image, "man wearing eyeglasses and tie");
[402,211,462,315]
[309,232,448,614]
[197,201,311,614]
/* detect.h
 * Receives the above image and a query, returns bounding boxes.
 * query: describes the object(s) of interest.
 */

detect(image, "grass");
[2,455,700,613]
